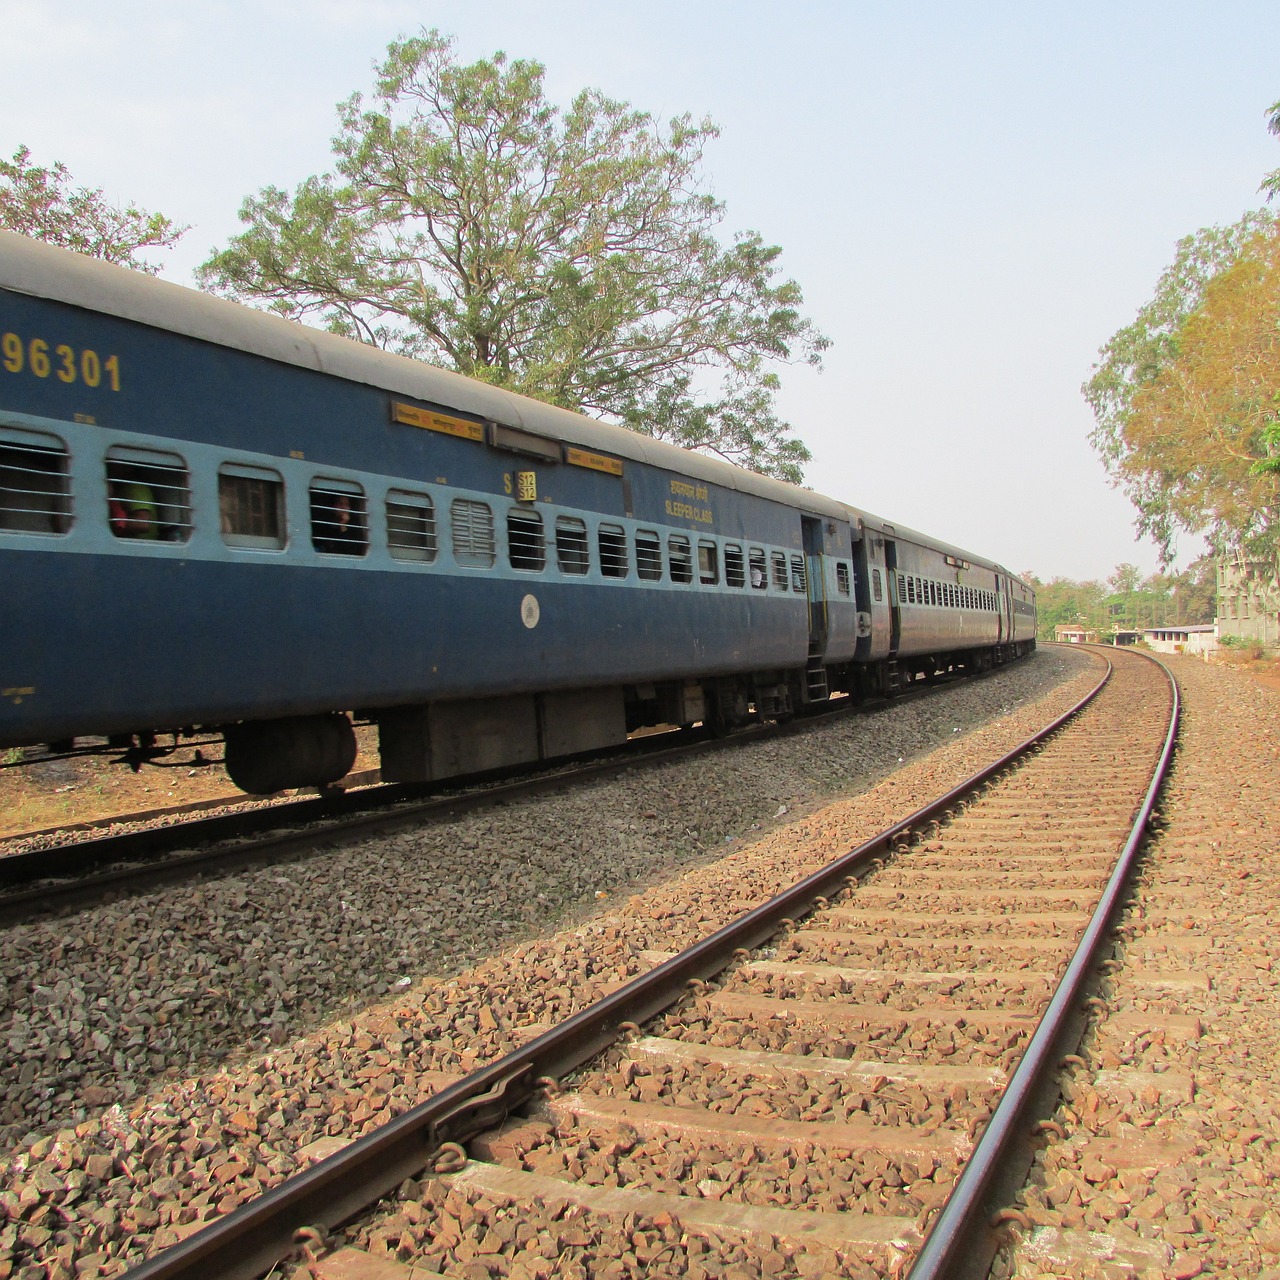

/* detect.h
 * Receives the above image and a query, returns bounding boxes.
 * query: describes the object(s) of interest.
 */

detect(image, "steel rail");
[0,668,981,925]
[121,655,1110,1280]
[906,648,1180,1280]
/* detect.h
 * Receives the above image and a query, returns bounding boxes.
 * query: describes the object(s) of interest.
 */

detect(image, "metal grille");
[598,523,628,578]
[669,535,693,584]
[635,530,662,581]
[0,436,71,535]
[386,490,437,562]
[771,552,788,591]
[791,555,807,594]
[555,517,589,574]
[698,541,719,585]
[725,544,745,588]
[310,484,368,556]
[508,508,546,571]
[748,548,767,589]
[836,562,851,595]
[106,447,191,542]
[451,499,496,567]
[219,470,285,548]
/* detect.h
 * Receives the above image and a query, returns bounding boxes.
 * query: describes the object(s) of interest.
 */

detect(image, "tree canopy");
[0,145,186,273]
[199,31,826,482]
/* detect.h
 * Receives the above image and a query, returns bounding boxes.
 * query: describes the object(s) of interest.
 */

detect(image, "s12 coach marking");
[2,332,121,390]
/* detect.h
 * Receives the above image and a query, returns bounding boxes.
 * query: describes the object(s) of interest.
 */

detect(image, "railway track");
[118,646,1177,1280]
[0,670,989,927]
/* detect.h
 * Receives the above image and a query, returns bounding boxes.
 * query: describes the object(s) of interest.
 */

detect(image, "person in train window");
[108,481,159,540]
[313,491,365,554]
[750,561,766,588]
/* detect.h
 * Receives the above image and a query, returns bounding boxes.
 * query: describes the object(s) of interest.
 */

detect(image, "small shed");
[1055,625,1098,644]
[1143,624,1217,656]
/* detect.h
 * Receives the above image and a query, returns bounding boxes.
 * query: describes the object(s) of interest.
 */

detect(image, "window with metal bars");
[598,523,628,577]
[219,465,285,550]
[310,481,368,556]
[748,547,767,589]
[725,544,745,588]
[791,555,806,593]
[635,529,662,580]
[0,430,71,535]
[836,562,851,595]
[698,540,719,585]
[771,551,788,591]
[507,508,546,571]
[555,516,589,574]
[106,447,192,543]
[386,490,437,562]
[451,499,495,567]
[872,568,883,602]
[669,535,693,584]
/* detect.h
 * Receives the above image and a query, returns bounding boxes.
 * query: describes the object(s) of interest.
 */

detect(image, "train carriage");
[0,231,1034,793]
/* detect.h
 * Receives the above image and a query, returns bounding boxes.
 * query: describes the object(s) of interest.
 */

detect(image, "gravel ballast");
[0,650,1097,1276]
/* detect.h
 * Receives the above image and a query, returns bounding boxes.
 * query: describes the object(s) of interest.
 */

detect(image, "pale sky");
[4,0,1277,581]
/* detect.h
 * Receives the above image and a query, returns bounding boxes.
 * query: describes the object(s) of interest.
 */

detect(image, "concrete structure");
[1054,625,1098,644]
[1143,624,1217,657]
[1217,559,1280,648]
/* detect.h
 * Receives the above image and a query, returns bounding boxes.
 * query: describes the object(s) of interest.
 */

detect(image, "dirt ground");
[0,726,382,840]
[3,648,1279,841]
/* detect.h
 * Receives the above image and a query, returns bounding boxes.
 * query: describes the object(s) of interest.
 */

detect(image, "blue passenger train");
[0,231,1035,794]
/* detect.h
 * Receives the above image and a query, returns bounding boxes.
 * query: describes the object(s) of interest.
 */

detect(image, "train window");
[310,480,368,556]
[555,516,589,574]
[669,535,693,584]
[508,509,546,571]
[698,540,719,585]
[905,576,915,605]
[748,547,767,589]
[219,465,285,550]
[386,489,437,562]
[451,499,496,568]
[791,555,806,593]
[872,568,883,602]
[106,447,192,543]
[771,551,788,590]
[836,562,850,595]
[725,544,745,588]
[0,428,71,535]
[599,523,628,578]
[635,529,663,580]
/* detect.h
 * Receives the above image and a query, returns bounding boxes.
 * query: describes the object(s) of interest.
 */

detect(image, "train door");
[851,529,874,661]
[885,539,901,655]
[801,516,829,701]
[995,573,1004,645]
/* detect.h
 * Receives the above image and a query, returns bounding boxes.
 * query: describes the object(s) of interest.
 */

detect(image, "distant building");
[1217,559,1280,647]
[1143,624,1217,656]
[1055,625,1098,644]
[1111,630,1142,646]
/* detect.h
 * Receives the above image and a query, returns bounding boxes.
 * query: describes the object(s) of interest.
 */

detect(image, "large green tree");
[0,145,186,273]
[199,31,827,482]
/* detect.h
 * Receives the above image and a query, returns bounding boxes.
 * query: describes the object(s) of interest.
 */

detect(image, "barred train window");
[698,540,719,585]
[872,568,883,602]
[748,547,767,589]
[725,544,745,588]
[771,551,788,590]
[107,446,192,543]
[669,535,693,584]
[836,562,851,595]
[310,480,367,556]
[451,499,495,567]
[508,508,545,571]
[791,555,806,594]
[635,529,662,581]
[599,523,628,578]
[0,428,71,535]
[386,490,437,562]
[219,465,285,550]
[555,516,589,574]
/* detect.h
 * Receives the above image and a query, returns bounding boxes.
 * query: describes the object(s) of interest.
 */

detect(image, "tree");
[199,31,827,482]
[0,145,186,273]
